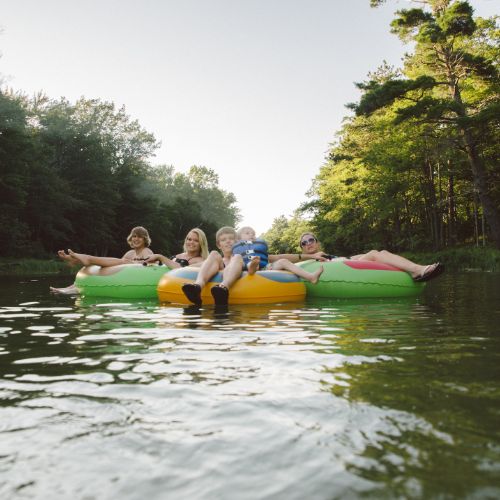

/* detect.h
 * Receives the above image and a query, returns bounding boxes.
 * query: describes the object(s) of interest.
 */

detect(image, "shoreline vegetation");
[1,4,498,268]
[1,247,499,276]
[0,259,75,277]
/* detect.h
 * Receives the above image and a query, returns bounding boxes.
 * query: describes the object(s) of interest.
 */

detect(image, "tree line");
[2,1,498,260]
[0,92,239,258]
[265,0,499,255]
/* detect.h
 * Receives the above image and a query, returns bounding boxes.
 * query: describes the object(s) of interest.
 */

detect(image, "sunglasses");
[300,237,317,247]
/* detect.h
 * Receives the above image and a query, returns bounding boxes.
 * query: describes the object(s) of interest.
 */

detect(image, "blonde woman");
[144,228,209,268]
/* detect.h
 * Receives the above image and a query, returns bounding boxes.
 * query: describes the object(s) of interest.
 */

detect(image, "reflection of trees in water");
[318,280,500,497]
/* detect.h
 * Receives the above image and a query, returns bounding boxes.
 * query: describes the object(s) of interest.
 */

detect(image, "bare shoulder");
[122,250,135,260]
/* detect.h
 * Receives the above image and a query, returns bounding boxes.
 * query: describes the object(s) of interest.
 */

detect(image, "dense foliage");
[2,1,497,259]
[265,0,499,255]
[0,92,239,257]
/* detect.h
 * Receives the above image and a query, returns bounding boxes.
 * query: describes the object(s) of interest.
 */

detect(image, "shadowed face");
[130,233,146,249]
[217,232,236,256]
[300,234,320,254]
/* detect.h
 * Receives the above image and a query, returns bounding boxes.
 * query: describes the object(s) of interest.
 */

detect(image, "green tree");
[0,91,32,255]
[137,164,239,251]
[0,87,240,257]
[263,214,311,254]
[358,0,500,247]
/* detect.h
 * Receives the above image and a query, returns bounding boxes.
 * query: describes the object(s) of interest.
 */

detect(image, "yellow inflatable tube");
[157,266,306,305]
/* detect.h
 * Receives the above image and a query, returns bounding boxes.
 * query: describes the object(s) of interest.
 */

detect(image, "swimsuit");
[171,256,198,267]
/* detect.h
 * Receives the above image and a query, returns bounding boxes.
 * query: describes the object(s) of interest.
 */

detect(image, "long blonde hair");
[184,228,209,259]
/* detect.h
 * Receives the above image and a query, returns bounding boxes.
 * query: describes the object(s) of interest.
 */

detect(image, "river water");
[0,272,499,499]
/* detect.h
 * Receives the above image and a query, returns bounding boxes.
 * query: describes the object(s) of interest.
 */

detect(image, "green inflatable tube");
[75,264,170,299]
[297,260,425,298]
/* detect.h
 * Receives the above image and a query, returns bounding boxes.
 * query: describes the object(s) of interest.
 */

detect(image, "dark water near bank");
[1,273,499,499]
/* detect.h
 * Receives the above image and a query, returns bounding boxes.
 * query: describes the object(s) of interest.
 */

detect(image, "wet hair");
[127,226,151,248]
[184,228,209,259]
[215,226,237,243]
[236,226,256,240]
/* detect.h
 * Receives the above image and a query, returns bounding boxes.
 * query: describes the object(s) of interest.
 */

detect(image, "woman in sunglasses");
[290,232,444,282]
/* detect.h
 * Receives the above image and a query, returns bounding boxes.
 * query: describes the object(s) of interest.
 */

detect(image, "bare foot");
[57,250,80,267]
[310,265,324,284]
[247,256,260,275]
[68,249,92,267]
[50,284,80,295]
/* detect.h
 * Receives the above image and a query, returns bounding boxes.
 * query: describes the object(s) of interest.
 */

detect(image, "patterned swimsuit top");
[171,255,198,267]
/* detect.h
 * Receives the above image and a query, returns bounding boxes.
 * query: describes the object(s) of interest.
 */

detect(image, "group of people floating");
[51,225,444,306]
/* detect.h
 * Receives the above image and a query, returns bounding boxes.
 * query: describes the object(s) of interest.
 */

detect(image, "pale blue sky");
[1,0,497,235]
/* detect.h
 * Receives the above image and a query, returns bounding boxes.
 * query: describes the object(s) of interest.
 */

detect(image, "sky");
[1,0,497,235]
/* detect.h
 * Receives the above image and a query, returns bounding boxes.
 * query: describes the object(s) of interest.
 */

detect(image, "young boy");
[181,226,239,306]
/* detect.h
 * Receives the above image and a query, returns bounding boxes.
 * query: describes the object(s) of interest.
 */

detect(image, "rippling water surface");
[1,273,499,499]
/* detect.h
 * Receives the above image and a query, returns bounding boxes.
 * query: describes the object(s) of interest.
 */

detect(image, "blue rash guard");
[232,239,269,269]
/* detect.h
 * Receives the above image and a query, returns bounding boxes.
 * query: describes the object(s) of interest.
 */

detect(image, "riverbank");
[1,246,499,276]
[403,246,500,273]
[0,258,74,276]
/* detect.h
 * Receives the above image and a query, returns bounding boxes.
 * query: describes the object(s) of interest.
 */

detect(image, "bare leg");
[220,255,245,288]
[209,255,244,306]
[247,256,260,275]
[68,250,128,268]
[194,251,224,288]
[272,259,324,284]
[50,284,79,295]
[351,250,436,278]
[182,251,224,305]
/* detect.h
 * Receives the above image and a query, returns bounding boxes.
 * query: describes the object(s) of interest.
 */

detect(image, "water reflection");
[0,274,499,498]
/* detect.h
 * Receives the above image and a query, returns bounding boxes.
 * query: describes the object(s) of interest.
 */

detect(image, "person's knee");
[366,250,379,258]
[272,258,285,269]
[231,254,244,265]
[226,254,244,271]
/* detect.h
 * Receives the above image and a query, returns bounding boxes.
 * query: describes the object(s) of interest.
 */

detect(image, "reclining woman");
[285,232,444,282]
[51,227,208,294]
[143,228,209,268]
[50,226,154,294]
